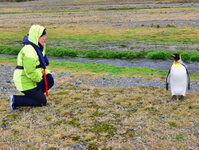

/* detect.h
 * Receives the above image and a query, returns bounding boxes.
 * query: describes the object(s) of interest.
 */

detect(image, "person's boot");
[171,95,177,101]
[10,95,17,110]
[179,95,185,101]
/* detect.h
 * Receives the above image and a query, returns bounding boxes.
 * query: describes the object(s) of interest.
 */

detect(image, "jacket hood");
[23,36,43,51]
[28,25,46,46]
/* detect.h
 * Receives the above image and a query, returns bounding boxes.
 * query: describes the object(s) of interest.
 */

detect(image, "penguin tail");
[188,84,190,90]
[166,83,169,90]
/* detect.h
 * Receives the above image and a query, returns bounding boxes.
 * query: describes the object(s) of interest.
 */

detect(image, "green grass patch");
[1,54,199,81]
[2,45,199,62]
[1,6,199,15]
[49,59,168,77]
[0,45,21,55]
[168,121,178,128]
[0,8,94,15]
[49,60,199,81]
[2,26,199,46]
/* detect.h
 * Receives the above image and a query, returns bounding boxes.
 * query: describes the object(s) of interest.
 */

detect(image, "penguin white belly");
[170,65,187,96]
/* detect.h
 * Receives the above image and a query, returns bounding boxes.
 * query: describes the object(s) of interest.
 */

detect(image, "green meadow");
[2,26,199,61]
[2,26,199,45]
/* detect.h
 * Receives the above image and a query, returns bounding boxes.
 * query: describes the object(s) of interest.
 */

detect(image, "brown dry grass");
[1,7,199,29]
[0,62,198,149]
[0,1,199,149]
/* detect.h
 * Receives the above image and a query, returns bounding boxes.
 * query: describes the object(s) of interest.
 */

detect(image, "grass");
[0,8,96,15]
[32,26,199,44]
[50,60,199,81]
[0,0,33,2]
[0,58,199,149]
[0,1,199,148]
[2,6,199,15]
[1,56,199,81]
[1,26,199,49]
[2,45,199,62]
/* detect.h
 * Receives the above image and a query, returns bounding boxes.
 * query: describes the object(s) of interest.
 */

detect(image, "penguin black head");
[171,53,181,61]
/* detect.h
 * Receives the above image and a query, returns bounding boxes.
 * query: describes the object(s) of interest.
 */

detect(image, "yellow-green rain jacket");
[13,25,50,91]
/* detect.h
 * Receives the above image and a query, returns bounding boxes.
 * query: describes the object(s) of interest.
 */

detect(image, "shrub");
[84,50,101,58]
[190,54,199,62]
[63,49,77,57]
[146,51,168,60]
[181,52,191,61]
[0,45,20,55]
[117,44,127,48]
[1,45,199,62]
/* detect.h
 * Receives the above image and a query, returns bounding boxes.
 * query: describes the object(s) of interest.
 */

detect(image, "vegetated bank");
[1,45,199,62]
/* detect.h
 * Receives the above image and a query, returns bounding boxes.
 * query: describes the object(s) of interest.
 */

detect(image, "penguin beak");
[171,54,175,58]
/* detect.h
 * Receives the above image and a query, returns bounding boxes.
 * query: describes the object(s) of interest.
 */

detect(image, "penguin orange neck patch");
[174,61,180,65]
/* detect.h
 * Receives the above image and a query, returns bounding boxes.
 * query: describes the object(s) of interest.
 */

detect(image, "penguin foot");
[171,95,177,101]
[179,95,185,101]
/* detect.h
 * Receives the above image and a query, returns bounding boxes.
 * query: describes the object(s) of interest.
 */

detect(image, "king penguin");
[166,54,190,101]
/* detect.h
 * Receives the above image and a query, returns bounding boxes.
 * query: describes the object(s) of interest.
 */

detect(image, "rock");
[76,80,82,85]
[172,146,178,150]
[104,72,109,76]
[162,31,169,34]
[72,144,76,148]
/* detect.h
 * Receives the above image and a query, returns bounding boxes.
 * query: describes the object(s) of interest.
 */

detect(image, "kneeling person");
[10,25,54,110]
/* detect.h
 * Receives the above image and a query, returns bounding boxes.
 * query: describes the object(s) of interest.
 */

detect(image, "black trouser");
[13,74,54,107]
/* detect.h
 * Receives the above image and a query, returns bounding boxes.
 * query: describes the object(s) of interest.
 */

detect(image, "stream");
[1,54,199,73]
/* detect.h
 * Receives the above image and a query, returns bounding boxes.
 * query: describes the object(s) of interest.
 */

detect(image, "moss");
[91,121,116,138]
[168,122,178,128]
[13,129,19,136]
[56,91,70,95]
[87,143,99,150]
[1,113,20,129]
[68,117,81,128]
[92,89,102,97]
[117,44,127,48]
[46,147,57,150]
[175,134,184,140]
[72,135,80,141]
